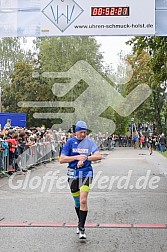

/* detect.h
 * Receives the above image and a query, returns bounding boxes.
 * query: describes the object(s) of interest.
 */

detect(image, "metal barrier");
[17,141,60,170]
[0,144,10,177]
[0,134,144,177]
[0,141,60,176]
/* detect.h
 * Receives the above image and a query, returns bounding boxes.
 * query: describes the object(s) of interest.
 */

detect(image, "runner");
[147,134,153,155]
[59,121,102,239]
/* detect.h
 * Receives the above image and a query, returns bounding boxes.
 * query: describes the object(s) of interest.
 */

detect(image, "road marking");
[99,223,132,228]
[110,158,146,160]
[0,222,166,229]
[133,224,166,228]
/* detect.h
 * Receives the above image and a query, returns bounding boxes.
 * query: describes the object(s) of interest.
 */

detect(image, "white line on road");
[110,158,146,160]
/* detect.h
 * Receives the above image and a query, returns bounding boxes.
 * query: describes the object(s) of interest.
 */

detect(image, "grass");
[160,151,167,158]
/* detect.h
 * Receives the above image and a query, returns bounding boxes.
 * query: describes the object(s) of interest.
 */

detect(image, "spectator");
[6,130,18,174]
[4,119,11,130]
[159,133,166,152]
[139,135,145,149]
[133,133,139,149]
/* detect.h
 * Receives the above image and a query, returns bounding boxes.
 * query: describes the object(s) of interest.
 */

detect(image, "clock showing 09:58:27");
[91,7,130,16]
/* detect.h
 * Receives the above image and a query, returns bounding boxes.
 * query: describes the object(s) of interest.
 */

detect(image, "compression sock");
[79,210,88,229]
[75,207,80,222]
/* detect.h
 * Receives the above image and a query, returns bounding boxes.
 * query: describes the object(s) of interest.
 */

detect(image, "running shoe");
[79,228,86,239]
[76,227,80,234]
[76,222,80,234]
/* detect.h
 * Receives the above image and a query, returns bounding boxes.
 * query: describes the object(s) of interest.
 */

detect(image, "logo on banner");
[42,0,84,32]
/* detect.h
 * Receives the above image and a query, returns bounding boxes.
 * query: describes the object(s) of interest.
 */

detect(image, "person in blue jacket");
[59,121,102,239]
[0,133,8,174]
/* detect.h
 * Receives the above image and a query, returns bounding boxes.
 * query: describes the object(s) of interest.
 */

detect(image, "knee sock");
[73,196,80,222]
[75,207,80,223]
[79,210,88,229]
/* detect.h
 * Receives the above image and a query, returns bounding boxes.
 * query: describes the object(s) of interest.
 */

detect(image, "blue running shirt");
[61,137,99,178]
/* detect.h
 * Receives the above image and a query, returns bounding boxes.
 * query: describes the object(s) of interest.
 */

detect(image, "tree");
[0,38,33,84]
[2,37,109,129]
[2,62,43,127]
[2,36,140,134]
[127,37,167,134]
[32,36,112,131]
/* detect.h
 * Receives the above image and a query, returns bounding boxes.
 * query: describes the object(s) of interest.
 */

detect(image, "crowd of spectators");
[0,125,69,175]
[90,131,166,152]
[0,121,166,176]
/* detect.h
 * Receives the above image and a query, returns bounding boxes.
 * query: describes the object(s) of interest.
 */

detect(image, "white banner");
[0,0,155,37]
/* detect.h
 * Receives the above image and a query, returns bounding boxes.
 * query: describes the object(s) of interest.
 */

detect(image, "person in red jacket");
[140,135,145,149]
[6,130,17,174]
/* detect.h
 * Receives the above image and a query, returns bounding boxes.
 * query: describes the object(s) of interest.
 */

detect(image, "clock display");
[91,7,129,16]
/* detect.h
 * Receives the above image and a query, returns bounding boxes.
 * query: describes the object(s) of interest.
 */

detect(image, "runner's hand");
[77,160,84,168]
[76,155,87,161]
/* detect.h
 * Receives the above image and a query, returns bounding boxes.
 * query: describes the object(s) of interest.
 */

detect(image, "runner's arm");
[87,151,102,161]
[59,154,87,164]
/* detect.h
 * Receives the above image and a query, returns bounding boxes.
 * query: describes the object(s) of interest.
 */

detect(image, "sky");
[24,36,133,68]
[95,36,133,67]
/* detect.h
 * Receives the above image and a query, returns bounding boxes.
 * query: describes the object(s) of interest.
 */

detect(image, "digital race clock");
[91,7,130,16]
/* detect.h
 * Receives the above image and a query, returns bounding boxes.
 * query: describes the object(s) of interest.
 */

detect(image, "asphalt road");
[0,148,167,252]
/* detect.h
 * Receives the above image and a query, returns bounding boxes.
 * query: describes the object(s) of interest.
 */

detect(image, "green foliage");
[100,106,129,135]
[3,36,166,135]
[2,62,44,126]
[0,38,32,84]
[2,37,112,129]
[127,37,167,134]
[33,37,113,128]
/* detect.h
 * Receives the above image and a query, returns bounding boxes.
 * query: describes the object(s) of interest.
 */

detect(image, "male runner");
[59,121,102,239]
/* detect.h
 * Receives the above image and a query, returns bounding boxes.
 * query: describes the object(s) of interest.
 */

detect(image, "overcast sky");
[95,36,133,66]
[24,36,133,68]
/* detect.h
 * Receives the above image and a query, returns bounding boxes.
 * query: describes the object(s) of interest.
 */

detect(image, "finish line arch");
[0,0,166,38]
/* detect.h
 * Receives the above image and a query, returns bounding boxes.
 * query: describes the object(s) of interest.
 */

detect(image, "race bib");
[67,168,76,178]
